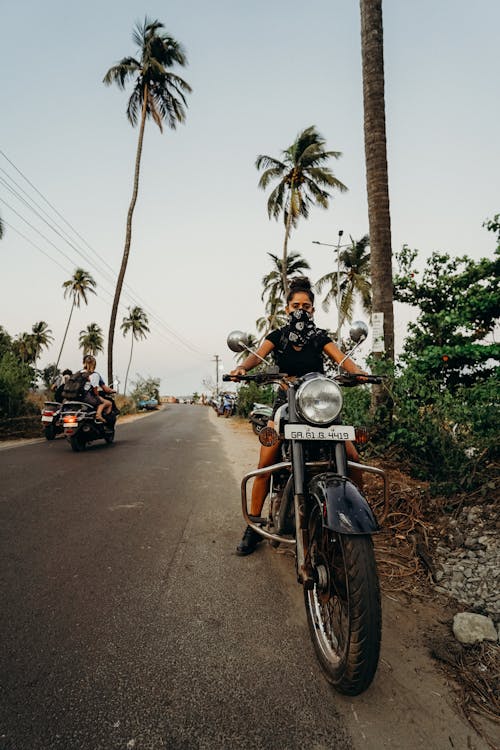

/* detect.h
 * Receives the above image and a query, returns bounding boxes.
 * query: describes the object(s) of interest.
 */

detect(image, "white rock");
[453,612,499,644]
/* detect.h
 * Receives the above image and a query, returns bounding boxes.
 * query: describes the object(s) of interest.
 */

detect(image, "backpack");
[62,370,89,401]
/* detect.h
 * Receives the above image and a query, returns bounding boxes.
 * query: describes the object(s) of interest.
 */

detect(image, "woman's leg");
[250,440,282,516]
[237,424,282,555]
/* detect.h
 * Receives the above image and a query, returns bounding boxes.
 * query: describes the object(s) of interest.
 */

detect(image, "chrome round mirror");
[349,320,369,343]
[227,330,250,353]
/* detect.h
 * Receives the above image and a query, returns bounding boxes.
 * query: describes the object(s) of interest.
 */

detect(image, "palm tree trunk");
[55,299,75,370]
[360,0,394,363]
[107,93,148,384]
[124,336,134,396]
[281,185,295,299]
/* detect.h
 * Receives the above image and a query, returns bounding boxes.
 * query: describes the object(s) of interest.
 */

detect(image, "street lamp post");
[313,230,349,345]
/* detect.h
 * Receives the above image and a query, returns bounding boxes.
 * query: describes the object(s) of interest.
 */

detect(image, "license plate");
[284,424,355,441]
[41,415,54,422]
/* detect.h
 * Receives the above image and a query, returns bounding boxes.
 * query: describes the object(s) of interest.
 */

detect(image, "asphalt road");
[0,405,353,750]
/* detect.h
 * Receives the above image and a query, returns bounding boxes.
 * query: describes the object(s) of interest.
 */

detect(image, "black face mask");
[285,308,318,347]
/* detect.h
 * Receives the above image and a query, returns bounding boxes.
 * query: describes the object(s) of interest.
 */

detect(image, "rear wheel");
[304,506,381,695]
[70,434,85,452]
[44,424,56,440]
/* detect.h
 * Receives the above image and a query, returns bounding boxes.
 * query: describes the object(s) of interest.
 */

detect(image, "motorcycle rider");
[81,355,114,423]
[230,276,367,556]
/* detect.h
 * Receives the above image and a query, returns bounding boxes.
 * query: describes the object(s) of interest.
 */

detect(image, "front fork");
[288,387,315,590]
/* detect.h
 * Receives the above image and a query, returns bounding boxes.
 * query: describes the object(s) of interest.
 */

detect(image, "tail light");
[42,410,55,417]
[63,415,78,425]
[355,427,369,445]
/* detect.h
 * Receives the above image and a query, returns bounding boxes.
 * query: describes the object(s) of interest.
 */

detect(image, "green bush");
[379,368,499,495]
[0,352,34,417]
[235,382,275,418]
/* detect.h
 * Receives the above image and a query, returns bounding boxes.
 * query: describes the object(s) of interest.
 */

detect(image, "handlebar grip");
[222,374,231,382]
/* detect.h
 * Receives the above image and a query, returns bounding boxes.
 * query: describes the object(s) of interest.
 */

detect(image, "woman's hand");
[229,366,246,380]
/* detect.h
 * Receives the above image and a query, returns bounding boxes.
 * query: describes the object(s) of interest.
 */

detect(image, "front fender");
[308,472,380,534]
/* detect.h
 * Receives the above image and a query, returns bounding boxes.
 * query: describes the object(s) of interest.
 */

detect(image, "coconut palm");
[104,17,192,383]
[30,321,54,364]
[260,251,310,333]
[79,323,104,357]
[256,126,347,297]
[55,268,96,369]
[316,235,372,331]
[360,0,394,362]
[13,332,37,364]
[121,306,150,395]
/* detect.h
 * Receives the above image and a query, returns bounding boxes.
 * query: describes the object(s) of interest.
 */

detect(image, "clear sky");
[1,0,498,396]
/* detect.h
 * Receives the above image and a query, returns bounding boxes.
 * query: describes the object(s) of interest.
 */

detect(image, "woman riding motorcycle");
[81,355,114,422]
[230,277,367,556]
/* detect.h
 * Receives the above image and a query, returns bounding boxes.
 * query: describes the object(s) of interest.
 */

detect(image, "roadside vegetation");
[236,215,499,497]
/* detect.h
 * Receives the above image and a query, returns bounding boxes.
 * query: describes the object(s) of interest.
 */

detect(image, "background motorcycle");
[224,323,388,695]
[248,402,273,435]
[61,396,119,452]
[40,401,63,440]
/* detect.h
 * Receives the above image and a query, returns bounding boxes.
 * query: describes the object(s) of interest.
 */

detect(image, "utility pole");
[336,229,344,346]
[313,230,347,346]
[213,355,221,396]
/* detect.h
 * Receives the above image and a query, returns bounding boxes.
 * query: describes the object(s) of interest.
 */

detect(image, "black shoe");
[236,525,262,556]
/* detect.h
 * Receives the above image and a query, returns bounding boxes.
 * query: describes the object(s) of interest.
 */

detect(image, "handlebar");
[223,372,385,385]
[222,373,287,384]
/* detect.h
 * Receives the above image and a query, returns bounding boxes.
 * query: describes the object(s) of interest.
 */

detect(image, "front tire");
[304,507,381,695]
[104,431,115,444]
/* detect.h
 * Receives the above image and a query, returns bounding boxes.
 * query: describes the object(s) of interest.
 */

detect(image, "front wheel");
[304,507,381,695]
[251,421,264,435]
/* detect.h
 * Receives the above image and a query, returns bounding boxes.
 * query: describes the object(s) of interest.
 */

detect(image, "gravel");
[432,503,499,629]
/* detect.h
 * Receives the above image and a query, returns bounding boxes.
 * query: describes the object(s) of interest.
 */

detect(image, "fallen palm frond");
[430,637,500,749]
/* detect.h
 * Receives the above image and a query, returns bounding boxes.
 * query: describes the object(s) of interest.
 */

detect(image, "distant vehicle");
[41,401,63,440]
[137,397,159,411]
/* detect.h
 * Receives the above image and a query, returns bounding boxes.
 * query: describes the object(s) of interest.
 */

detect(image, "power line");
[0,149,208,356]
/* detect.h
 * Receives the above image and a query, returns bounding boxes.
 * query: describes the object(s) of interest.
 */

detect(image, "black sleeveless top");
[265,327,332,376]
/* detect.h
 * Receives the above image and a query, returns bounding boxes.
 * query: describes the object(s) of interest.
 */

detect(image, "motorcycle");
[248,402,273,435]
[223,322,389,695]
[41,401,63,440]
[60,396,119,452]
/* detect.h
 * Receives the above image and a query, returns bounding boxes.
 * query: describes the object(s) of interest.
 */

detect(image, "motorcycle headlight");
[296,376,343,425]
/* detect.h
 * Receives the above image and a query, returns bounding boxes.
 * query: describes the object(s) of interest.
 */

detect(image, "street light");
[313,229,349,345]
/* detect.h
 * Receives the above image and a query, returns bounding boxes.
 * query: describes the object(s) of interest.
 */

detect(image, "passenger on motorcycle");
[52,369,72,403]
[82,355,114,423]
[230,276,367,556]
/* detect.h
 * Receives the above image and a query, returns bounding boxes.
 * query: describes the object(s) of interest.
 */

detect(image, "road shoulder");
[209,409,495,750]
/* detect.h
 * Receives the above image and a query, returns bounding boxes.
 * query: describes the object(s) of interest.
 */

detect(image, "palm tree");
[316,235,372,332]
[31,321,54,365]
[121,306,150,395]
[256,126,347,297]
[79,323,104,357]
[13,332,37,364]
[260,251,310,333]
[55,268,97,369]
[104,17,192,384]
[360,0,394,363]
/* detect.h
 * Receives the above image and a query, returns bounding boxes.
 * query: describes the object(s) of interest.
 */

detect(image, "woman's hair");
[83,354,96,371]
[286,276,315,305]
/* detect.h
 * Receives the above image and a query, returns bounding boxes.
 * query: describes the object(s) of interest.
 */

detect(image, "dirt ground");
[210,410,499,750]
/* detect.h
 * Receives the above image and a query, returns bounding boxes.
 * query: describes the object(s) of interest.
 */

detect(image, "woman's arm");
[230,339,275,376]
[323,341,366,375]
